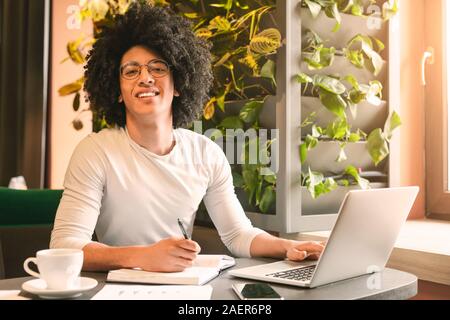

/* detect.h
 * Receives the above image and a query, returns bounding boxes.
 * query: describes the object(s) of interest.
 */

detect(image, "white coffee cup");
[23,249,84,290]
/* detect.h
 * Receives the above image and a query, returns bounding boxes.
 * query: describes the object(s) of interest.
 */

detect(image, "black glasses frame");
[119,59,171,80]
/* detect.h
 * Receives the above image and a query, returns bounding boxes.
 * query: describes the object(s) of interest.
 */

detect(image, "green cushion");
[0,187,63,226]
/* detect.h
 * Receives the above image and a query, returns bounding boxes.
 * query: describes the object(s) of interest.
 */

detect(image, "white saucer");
[22,277,98,299]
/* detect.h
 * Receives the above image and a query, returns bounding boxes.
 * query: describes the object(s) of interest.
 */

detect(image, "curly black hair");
[84,3,213,128]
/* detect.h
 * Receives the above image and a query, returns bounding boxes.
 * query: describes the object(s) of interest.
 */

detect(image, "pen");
[177,218,189,240]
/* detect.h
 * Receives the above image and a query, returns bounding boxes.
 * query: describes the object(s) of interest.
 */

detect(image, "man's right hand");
[135,237,201,272]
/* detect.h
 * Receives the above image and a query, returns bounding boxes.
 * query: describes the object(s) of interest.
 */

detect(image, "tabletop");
[0,258,418,300]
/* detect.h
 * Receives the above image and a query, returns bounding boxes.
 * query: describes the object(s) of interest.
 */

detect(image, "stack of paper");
[91,284,213,300]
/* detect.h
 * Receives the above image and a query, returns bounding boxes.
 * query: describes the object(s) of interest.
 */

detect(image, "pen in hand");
[177,218,190,240]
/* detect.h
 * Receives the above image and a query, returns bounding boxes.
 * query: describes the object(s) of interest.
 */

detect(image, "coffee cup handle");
[23,258,40,278]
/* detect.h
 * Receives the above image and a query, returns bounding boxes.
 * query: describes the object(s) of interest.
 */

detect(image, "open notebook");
[107,255,235,286]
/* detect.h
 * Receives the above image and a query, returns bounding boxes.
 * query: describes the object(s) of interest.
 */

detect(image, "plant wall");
[298,0,400,207]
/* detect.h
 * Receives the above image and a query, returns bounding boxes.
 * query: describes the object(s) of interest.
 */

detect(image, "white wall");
[49,0,92,188]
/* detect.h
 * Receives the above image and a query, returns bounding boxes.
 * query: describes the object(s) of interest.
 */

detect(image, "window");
[425,0,450,219]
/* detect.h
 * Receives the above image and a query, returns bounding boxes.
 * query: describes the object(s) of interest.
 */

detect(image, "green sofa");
[0,187,63,279]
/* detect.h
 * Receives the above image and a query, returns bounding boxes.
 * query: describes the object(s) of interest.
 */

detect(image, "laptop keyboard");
[266,265,316,282]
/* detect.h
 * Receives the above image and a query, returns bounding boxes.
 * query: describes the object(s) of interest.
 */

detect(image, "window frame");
[425,0,450,220]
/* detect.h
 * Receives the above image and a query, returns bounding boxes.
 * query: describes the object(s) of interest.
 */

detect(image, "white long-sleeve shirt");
[50,127,265,257]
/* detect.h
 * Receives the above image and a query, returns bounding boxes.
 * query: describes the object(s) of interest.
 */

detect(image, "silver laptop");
[229,187,419,288]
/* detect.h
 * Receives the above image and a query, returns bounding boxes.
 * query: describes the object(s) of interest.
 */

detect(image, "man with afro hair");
[51,3,324,272]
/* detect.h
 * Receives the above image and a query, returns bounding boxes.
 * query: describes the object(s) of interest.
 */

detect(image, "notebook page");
[193,255,236,270]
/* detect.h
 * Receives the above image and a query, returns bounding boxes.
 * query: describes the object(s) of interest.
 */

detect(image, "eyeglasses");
[120,59,170,80]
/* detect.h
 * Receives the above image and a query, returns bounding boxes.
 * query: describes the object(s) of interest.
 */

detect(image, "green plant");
[184,1,280,119]
[300,117,366,164]
[296,73,383,119]
[297,70,400,171]
[296,70,392,168]
[302,29,385,76]
[301,165,369,199]
[344,34,385,76]
[301,0,399,32]
[233,136,277,213]
[367,110,402,165]
[298,0,399,200]
[302,30,336,70]
[176,0,281,213]
[302,167,338,199]
[301,110,400,169]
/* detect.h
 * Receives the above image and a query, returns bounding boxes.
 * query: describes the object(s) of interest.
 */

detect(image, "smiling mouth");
[136,91,160,98]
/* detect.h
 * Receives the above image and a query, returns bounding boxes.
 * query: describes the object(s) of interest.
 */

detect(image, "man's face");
[119,45,178,123]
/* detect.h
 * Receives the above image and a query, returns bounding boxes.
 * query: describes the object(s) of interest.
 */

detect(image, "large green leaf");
[367,128,389,166]
[344,165,370,189]
[263,171,277,184]
[314,178,338,198]
[261,59,276,86]
[308,167,324,187]
[349,89,366,104]
[350,2,364,16]
[304,46,336,70]
[58,77,84,96]
[373,37,386,52]
[313,75,346,94]
[383,0,399,21]
[349,132,361,142]
[364,81,383,106]
[344,49,364,69]
[66,38,86,65]
[304,0,322,18]
[305,135,318,149]
[324,2,342,32]
[219,116,244,130]
[346,35,385,76]
[300,143,308,164]
[232,170,245,188]
[325,118,348,140]
[249,28,281,54]
[311,125,322,138]
[242,167,259,204]
[304,167,338,199]
[296,73,313,84]
[343,74,360,90]
[364,47,384,76]
[255,179,264,205]
[319,89,347,118]
[336,0,353,12]
[259,185,275,213]
[239,100,264,124]
[307,167,324,198]
[386,111,402,139]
